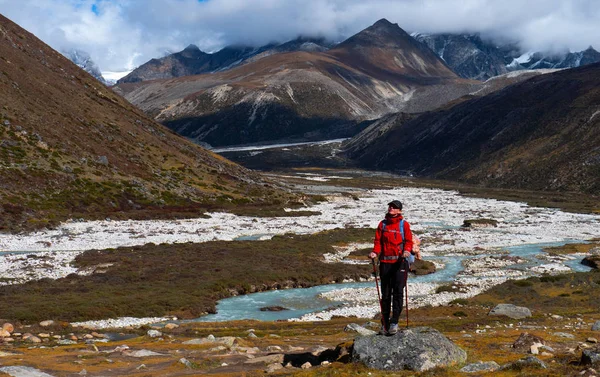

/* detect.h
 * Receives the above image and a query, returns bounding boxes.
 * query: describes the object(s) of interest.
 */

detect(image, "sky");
[1,0,600,73]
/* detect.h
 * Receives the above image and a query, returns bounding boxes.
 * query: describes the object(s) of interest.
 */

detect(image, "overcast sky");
[1,0,599,73]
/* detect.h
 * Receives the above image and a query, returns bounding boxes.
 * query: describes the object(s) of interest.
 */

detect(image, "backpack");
[381,219,414,264]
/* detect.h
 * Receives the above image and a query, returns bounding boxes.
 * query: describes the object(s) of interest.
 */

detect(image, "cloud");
[1,0,600,71]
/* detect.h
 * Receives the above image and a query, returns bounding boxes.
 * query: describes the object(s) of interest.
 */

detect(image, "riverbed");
[2,176,600,328]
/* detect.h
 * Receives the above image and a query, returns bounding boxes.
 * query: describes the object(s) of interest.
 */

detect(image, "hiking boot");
[388,323,399,335]
[378,326,388,336]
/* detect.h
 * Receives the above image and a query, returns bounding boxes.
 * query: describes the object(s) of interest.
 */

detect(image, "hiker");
[369,200,414,335]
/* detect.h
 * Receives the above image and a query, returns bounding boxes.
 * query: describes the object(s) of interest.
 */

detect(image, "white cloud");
[1,0,599,71]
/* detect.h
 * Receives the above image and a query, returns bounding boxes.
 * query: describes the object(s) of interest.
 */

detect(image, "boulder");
[581,346,600,365]
[512,333,545,352]
[2,323,14,334]
[488,304,531,319]
[146,330,162,338]
[592,321,600,331]
[352,326,466,371]
[0,329,10,338]
[460,361,500,373]
[582,256,600,269]
[344,323,377,336]
[39,320,55,327]
[501,356,547,370]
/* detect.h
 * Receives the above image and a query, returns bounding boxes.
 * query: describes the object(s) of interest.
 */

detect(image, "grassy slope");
[0,15,297,233]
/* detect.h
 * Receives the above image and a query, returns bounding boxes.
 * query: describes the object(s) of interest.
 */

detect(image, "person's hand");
[415,251,422,260]
[369,252,377,259]
[402,251,411,258]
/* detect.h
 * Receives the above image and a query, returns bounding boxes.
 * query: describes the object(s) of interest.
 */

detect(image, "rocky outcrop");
[582,346,600,365]
[582,256,600,269]
[352,326,466,371]
[489,304,532,319]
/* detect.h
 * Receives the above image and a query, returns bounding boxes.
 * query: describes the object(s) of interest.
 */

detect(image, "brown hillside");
[0,14,291,232]
[347,63,600,195]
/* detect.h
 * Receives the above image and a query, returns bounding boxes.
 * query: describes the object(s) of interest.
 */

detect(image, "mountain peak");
[372,18,396,28]
[183,44,201,51]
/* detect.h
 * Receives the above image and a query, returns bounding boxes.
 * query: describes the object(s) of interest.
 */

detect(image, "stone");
[26,336,42,343]
[592,321,600,331]
[582,347,600,365]
[589,338,599,344]
[352,326,467,372]
[91,332,105,338]
[125,350,167,358]
[247,332,257,338]
[97,155,109,166]
[489,304,532,319]
[501,356,547,370]
[0,330,10,338]
[179,358,194,368]
[2,323,14,334]
[265,363,284,373]
[554,332,575,339]
[57,340,78,345]
[39,320,55,327]
[460,361,500,373]
[266,345,283,352]
[582,256,600,269]
[38,333,50,338]
[260,306,289,311]
[244,354,285,364]
[345,323,377,336]
[512,333,545,352]
[164,323,179,330]
[301,362,312,369]
[147,330,162,338]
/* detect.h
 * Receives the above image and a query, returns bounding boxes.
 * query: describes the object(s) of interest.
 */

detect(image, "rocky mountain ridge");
[414,33,600,80]
[117,37,334,84]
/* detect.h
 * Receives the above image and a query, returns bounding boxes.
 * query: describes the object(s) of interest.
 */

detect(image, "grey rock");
[489,304,531,319]
[3,120,10,126]
[39,320,55,327]
[592,321,600,331]
[582,347,600,365]
[57,339,78,345]
[125,350,167,358]
[460,360,500,373]
[345,323,377,336]
[97,155,109,166]
[179,358,194,368]
[146,330,162,338]
[554,332,575,339]
[0,139,18,148]
[244,354,285,364]
[265,363,283,373]
[352,326,467,371]
[501,356,547,370]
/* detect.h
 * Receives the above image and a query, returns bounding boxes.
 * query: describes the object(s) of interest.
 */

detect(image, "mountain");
[0,14,287,232]
[63,48,106,84]
[345,63,600,194]
[512,46,600,70]
[114,19,474,147]
[413,33,514,80]
[415,33,600,81]
[117,37,335,84]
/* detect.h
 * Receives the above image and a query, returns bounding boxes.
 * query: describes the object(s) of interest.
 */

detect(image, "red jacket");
[373,214,413,263]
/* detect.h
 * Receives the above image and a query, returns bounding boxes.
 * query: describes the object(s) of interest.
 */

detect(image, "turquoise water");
[195,241,594,322]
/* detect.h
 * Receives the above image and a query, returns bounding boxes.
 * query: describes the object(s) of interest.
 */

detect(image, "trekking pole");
[404,258,410,328]
[372,258,385,331]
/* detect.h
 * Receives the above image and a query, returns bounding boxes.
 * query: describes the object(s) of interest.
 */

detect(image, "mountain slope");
[114,19,473,147]
[346,63,600,194]
[0,14,288,232]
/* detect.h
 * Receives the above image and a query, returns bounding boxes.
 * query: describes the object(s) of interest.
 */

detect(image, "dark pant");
[380,260,408,329]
